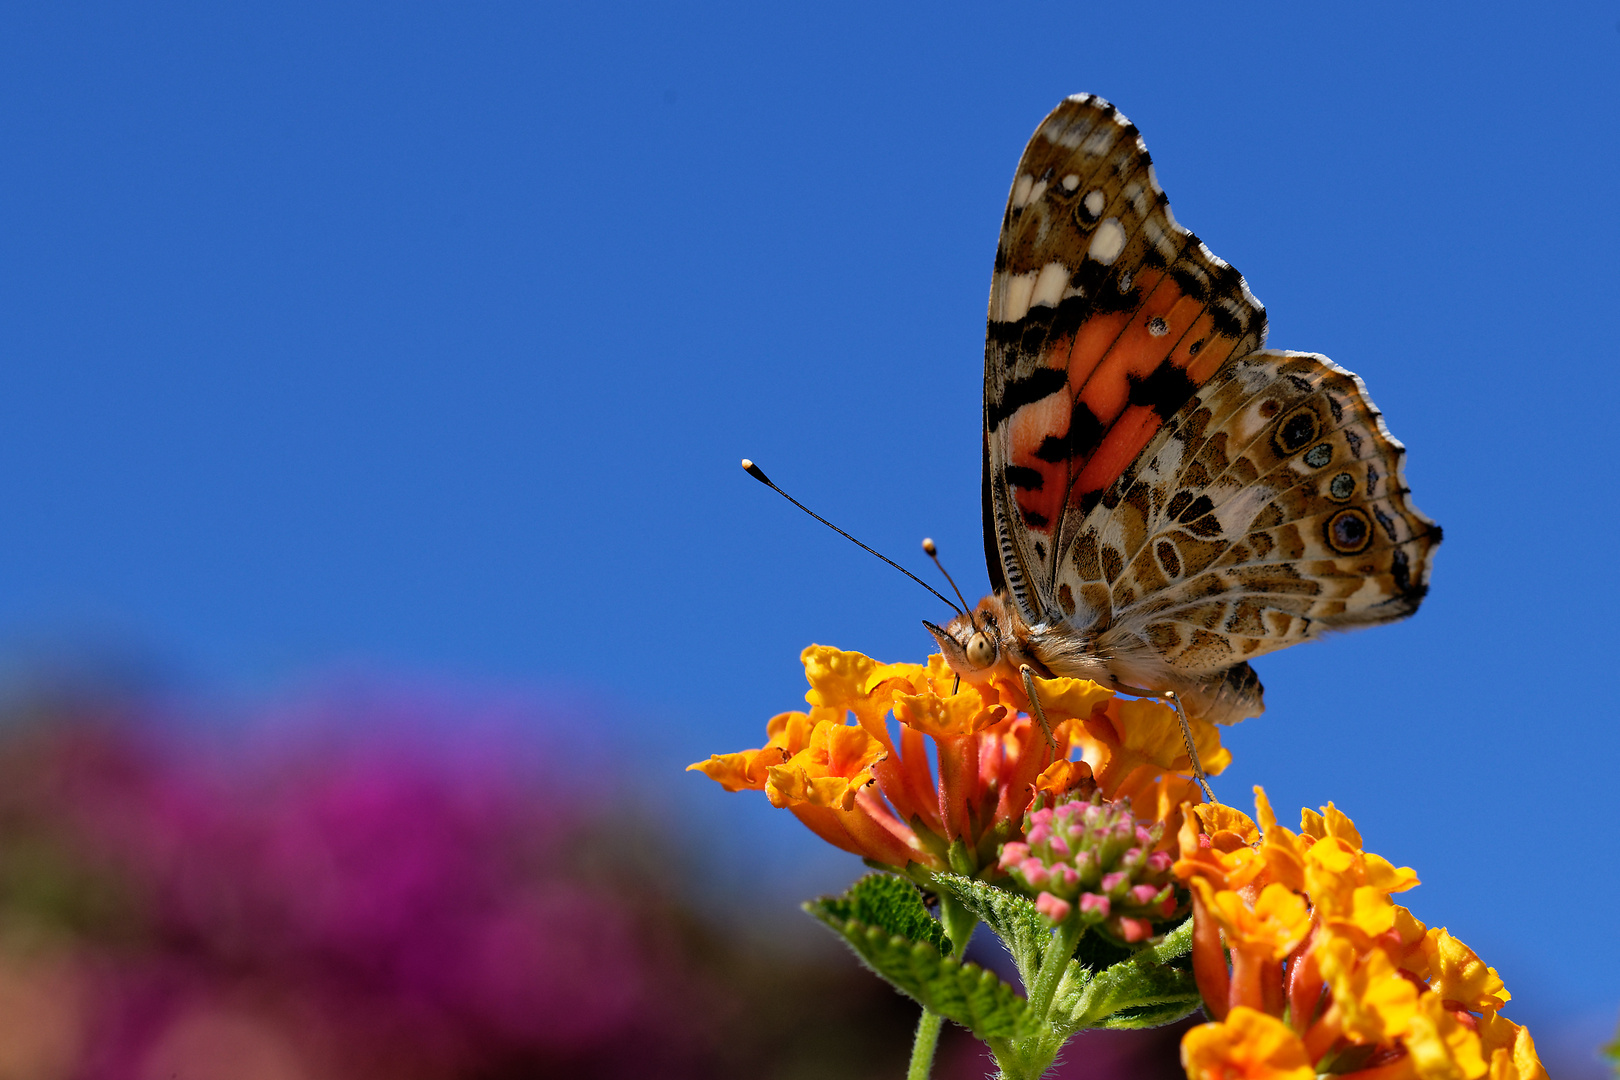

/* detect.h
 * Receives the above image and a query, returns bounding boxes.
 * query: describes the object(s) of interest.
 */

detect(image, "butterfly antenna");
[922,538,978,631]
[741,459,963,616]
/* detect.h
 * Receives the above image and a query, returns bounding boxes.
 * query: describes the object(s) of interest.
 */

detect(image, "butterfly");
[925,95,1441,725]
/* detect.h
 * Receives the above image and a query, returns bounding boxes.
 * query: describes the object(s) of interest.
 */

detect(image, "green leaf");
[810,872,951,955]
[1056,920,1201,1032]
[805,894,1027,1041]
[928,872,1051,985]
[1093,998,1204,1030]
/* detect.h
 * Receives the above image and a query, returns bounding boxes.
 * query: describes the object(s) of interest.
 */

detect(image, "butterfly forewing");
[985,95,1266,627]
[978,95,1440,724]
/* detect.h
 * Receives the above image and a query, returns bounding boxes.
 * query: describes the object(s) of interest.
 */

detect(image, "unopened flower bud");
[997,793,1189,942]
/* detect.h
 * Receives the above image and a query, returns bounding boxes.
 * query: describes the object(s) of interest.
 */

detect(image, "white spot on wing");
[1143,219,1176,260]
[1084,190,1106,218]
[1082,128,1116,157]
[994,270,1040,322]
[1061,173,1080,191]
[1011,174,1034,209]
[1030,262,1070,310]
[1088,218,1126,265]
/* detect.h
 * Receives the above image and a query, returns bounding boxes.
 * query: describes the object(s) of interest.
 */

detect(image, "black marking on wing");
[1177,494,1215,524]
[1126,362,1200,420]
[986,366,1069,429]
[1034,403,1105,463]
[1005,464,1044,491]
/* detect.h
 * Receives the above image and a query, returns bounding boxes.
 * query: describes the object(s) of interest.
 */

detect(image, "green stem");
[906,891,979,1080]
[907,1009,945,1080]
[1023,917,1084,1022]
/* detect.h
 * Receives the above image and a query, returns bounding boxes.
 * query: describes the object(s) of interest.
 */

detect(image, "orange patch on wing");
[1058,282,1250,510]
[1007,379,1070,532]
[1002,271,1258,529]
[1071,404,1161,496]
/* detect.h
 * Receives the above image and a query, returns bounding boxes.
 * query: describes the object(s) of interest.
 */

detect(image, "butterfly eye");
[966,632,996,669]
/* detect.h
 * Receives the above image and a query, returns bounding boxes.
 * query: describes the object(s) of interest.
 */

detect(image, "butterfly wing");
[1048,349,1441,722]
[984,94,1267,626]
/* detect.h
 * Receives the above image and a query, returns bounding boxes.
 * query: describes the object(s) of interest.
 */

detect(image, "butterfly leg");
[1019,665,1058,752]
[1164,691,1214,804]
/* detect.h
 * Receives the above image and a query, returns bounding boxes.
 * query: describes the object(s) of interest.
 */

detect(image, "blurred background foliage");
[0,685,1207,1078]
[0,691,943,1079]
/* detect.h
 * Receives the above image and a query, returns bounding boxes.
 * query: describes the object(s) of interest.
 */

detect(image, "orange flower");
[1316,936,1421,1045]
[1402,991,1488,1079]
[1418,929,1509,1014]
[1182,1006,1314,1080]
[764,717,886,811]
[692,645,1225,879]
[1476,1012,1548,1080]
[1193,881,1311,963]
[1173,790,1546,1080]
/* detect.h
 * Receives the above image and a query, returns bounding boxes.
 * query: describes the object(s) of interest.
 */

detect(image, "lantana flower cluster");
[689,645,1228,877]
[999,794,1183,942]
[1175,790,1546,1080]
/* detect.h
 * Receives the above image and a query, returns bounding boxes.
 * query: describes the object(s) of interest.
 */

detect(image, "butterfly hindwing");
[1055,350,1441,721]
[984,94,1267,626]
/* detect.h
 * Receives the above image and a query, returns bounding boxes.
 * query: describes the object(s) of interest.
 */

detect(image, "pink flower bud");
[1100,871,1128,893]
[1079,893,1110,918]
[1129,883,1161,905]
[1035,892,1072,923]
[1116,917,1154,943]
[999,842,1030,870]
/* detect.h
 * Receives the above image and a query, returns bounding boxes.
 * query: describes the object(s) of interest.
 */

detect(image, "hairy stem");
[1024,917,1084,1022]
[907,1008,945,1080]
[907,892,979,1080]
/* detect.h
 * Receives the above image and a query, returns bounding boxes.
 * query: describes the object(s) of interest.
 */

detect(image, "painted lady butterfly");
[925,95,1442,725]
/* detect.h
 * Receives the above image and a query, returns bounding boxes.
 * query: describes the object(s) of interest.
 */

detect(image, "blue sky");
[1,2,1616,1070]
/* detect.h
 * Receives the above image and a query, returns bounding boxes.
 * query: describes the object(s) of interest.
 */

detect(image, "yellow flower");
[1175,804,1267,893]
[1028,675,1116,726]
[1302,836,1419,945]
[1476,1012,1548,1080]
[693,645,1221,877]
[685,709,824,791]
[1316,935,1420,1044]
[1033,758,1094,798]
[801,645,926,727]
[891,684,1007,738]
[1419,929,1509,1013]
[1181,1006,1314,1080]
[1195,802,1262,847]
[1191,879,1311,963]
[1403,991,1487,1079]
[764,716,887,811]
[1300,801,1364,846]
[1174,789,1542,1080]
[1074,695,1232,793]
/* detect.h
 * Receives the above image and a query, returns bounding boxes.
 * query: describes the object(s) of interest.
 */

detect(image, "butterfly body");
[928,96,1441,725]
